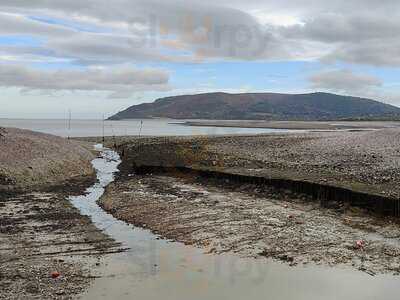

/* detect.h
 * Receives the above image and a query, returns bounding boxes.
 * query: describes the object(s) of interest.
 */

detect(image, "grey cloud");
[0,1,287,61]
[0,64,171,98]
[0,12,74,37]
[309,69,383,95]
[281,14,400,43]
[1,1,400,65]
[277,11,400,66]
[132,1,285,60]
[323,41,400,67]
[0,14,196,64]
[47,33,176,64]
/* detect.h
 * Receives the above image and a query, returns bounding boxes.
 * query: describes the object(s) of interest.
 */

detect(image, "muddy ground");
[0,174,123,300]
[99,172,400,276]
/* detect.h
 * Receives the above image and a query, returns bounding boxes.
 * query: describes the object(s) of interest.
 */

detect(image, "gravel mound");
[203,129,400,196]
[0,127,95,192]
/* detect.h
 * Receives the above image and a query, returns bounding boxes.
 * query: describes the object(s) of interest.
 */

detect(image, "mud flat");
[95,128,400,275]
[0,128,121,299]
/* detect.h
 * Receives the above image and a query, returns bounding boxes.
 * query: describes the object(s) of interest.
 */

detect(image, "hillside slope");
[109,92,400,121]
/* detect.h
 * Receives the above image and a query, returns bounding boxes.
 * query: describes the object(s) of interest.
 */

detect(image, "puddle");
[70,146,399,300]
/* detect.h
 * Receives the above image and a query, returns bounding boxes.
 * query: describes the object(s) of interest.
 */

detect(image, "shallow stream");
[69,146,399,299]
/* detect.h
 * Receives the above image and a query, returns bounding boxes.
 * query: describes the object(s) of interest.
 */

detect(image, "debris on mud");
[99,172,400,276]
[0,181,122,299]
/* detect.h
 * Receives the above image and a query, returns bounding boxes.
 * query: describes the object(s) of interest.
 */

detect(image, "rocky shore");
[110,128,400,199]
[0,189,121,300]
[100,172,400,276]
[0,128,120,299]
[96,128,400,275]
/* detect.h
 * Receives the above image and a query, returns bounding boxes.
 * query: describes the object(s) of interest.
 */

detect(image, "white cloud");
[0,64,171,98]
[309,69,383,95]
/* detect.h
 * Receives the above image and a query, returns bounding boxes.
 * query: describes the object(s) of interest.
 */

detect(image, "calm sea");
[0,119,284,137]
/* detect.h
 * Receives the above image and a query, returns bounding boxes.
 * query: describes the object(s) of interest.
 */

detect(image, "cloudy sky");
[1,0,400,118]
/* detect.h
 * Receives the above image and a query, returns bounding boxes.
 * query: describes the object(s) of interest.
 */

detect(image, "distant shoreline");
[178,120,400,130]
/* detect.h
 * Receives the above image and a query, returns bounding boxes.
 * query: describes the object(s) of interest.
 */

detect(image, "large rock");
[0,127,95,193]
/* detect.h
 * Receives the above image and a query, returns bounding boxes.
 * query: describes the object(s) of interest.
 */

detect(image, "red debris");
[355,240,365,250]
[51,271,61,279]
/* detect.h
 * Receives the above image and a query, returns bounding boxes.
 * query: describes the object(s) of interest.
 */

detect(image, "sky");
[1,0,400,119]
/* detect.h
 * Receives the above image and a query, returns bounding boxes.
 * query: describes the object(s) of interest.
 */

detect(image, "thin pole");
[138,120,143,137]
[102,114,105,143]
[111,124,116,148]
[67,109,71,139]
